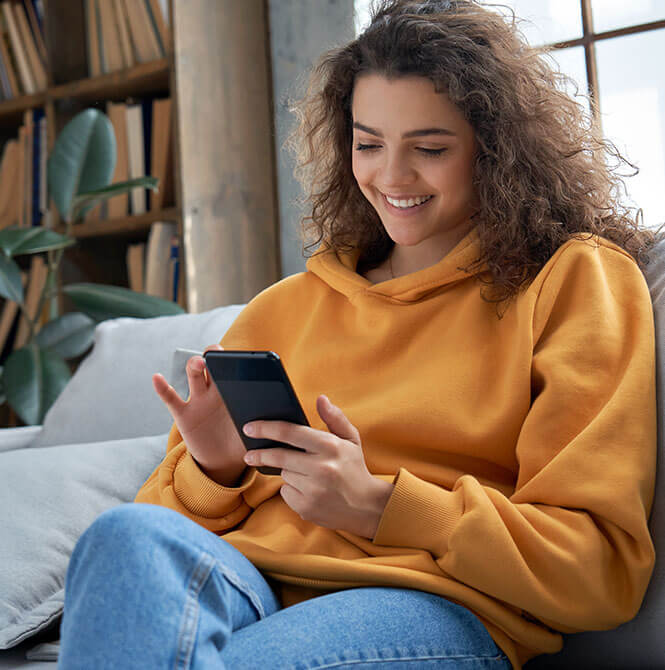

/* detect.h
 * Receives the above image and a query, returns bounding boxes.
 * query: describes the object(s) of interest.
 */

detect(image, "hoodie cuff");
[373,467,464,556]
[173,450,258,518]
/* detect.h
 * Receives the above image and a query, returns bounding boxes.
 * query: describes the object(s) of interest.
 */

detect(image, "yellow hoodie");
[135,227,656,668]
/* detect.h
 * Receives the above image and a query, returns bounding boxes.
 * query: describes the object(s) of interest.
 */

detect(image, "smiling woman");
[351,74,479,278]
[56,2,660,669]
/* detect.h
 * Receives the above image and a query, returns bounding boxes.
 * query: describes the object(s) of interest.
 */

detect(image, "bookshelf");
[0,0,281,426]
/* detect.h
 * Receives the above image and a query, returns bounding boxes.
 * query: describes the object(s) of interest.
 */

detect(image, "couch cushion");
[0,433,167,650]
[31,304,245,448]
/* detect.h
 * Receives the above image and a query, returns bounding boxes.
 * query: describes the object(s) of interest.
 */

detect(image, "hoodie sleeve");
[134,292,288,532]
[134,421,282,533]
[373,241,657,633]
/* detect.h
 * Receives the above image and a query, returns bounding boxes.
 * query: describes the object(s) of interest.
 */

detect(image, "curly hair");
[286,0,661,314]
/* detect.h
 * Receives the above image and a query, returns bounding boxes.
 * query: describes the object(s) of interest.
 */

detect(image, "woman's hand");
[152,344,247,487]
[242,394,394,539]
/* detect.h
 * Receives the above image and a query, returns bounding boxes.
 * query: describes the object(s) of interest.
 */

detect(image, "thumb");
[317,395,361,445]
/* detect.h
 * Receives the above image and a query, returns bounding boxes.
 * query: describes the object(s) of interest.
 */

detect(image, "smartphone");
[203,350,309,475]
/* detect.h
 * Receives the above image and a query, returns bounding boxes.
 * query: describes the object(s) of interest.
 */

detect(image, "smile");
[384,194,434,209]
[381,193,434,216]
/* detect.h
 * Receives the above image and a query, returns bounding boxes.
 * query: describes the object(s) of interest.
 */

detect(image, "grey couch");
[1,238,665,669]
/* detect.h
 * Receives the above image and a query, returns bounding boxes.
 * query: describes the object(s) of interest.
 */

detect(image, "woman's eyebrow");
[352,122,457,138]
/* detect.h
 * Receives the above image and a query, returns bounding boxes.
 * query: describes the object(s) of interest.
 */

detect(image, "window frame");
[548,1,665,131]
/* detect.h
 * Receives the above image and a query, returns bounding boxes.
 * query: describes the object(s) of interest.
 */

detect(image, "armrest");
[0,425,43,454]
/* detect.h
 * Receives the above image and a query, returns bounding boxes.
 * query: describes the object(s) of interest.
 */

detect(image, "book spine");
[1,2,35,94]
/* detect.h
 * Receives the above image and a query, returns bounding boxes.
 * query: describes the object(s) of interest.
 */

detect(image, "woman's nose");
[379,152,417,187]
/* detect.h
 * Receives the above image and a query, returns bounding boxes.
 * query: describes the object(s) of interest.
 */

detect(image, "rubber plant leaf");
[0,226,75,256]
[34,312,96,359]
[47,108,116,223]
[3,343,71,425]
[63,283,185,321]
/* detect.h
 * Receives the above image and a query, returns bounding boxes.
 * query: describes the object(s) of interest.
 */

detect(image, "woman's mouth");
[382,193,434,216]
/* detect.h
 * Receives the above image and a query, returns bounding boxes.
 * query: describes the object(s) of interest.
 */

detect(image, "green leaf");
[4,343,71,425]
[47,108,116,222]
[34,311,96,359]
[0,253,24,303]
[69,177,159,222]
[63,283,185,321]
[0,226,75,256]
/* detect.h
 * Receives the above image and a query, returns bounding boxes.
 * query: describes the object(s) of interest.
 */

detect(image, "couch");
[1,237,665,669]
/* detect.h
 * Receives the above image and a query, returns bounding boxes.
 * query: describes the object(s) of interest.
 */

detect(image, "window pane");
[596,29,665,228]
[490,0,582,46]
[546,46,589,112]
[354,0,373,36]
[593,0,665,33]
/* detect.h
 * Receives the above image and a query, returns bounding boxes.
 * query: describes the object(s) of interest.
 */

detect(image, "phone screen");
[204,350,309,475]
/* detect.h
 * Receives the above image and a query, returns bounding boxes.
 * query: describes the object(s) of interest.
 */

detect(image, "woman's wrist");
[364,478,394,540]
[194,455,247,488]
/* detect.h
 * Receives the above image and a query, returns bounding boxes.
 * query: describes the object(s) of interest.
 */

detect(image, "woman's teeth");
[385,194,433,209]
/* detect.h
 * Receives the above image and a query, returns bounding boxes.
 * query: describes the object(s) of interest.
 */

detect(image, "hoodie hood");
[306,226,486,304]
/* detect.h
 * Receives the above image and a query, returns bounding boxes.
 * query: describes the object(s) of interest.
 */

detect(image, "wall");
[268,0,355,278]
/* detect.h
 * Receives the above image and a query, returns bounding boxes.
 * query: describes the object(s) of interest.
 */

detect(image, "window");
[353,0,665,228]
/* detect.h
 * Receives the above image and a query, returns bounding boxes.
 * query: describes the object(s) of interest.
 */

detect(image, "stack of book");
[0,0,47,99]
[87,94,174,221]
[0,107,47,230]
[127,221,183,303]
[85,0,170,76]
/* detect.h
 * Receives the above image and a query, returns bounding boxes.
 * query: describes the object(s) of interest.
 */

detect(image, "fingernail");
[243,423,256,436]
[244,452,257,464]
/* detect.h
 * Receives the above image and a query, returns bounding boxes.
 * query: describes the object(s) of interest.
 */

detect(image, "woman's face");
[351,74,478,259]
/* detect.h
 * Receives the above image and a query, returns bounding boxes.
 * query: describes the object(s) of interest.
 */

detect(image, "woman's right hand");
[152,344,247,486]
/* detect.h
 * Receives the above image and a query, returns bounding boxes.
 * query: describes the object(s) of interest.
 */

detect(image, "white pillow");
[0,433,167,649]
[32,305,245,447]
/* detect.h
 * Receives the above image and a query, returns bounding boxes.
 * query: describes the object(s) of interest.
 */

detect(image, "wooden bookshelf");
[0,59,169,125]
[0,0,280,427]
[56,207,181,239]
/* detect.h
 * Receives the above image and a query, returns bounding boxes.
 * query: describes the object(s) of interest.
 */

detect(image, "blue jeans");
[58,503,511,669]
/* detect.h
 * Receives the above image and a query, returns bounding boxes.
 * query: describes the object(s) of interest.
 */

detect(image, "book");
[1,2,35,94]
[145,0,169,53]
[112,0,133,69]
[0,13,20,97]
[31,107,44,226]
[14,254,47,350]
[98,0,123,72]
[150,97,173,210]
[38,112,46,219]
[14,2,46,90]
[24,0,47,65]
[126,242,145,292]
[0,139,18,227]
[141,98,152,209]
[16,124,25,227]
[126,103,146,215]
[168,234,180,302]
[144,221,177,299]
[121,0,160,63]
[106,101,129,218]
[23,109,33,229]
[84,0,101,76]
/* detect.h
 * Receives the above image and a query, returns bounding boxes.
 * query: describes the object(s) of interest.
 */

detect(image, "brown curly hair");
[286,0,661,313]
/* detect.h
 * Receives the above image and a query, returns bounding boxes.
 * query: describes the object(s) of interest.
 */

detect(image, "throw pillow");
[32,304,245,447]
[0,433,166,649]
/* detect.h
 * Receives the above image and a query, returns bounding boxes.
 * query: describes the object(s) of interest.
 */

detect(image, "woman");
[58,1,659,668]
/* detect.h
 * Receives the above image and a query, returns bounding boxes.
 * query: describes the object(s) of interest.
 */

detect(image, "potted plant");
[0,108,184,425]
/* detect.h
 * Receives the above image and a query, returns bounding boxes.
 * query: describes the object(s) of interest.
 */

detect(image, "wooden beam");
[173,0,279,311]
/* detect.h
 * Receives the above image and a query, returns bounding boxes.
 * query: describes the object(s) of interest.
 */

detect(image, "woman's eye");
[418,148,446,156]
[354,144,447,157]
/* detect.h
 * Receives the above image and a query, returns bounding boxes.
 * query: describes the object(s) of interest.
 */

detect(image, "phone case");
[203,350,309,476]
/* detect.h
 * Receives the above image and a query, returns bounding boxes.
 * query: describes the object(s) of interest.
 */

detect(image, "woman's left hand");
[242,395,393,539]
